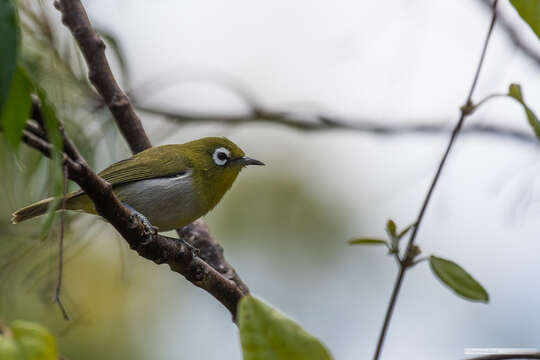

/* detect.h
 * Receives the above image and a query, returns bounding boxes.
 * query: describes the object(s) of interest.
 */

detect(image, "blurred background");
[1,0,540,359]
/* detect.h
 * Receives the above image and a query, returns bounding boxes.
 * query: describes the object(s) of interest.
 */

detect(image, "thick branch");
[73,158,246,317]
[21,111,247,317]
[52,0,249,318]
[53,0,151,154]
[178,221,249,295]
[72,161,247,317]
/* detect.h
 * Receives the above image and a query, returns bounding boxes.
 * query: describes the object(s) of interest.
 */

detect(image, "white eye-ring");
[212,147,230,166]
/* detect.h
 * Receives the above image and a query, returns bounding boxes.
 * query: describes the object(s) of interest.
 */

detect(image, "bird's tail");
[11,191,90,224]
[11,197,57,224]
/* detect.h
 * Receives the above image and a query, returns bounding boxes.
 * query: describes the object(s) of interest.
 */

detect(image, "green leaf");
[0,67,32,148]
[348,238,388,246]
[10,320,57,360]
[0,333,23,360]
[508,83,523,101]
[507,83,540,140]
[429,256,489,303]
[238,296,332,360]
[510,0,540,40]
[386,219,396,238]
[0,0,20,111]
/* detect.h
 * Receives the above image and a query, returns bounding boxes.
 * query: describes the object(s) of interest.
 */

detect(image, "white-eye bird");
[12,137,264,231]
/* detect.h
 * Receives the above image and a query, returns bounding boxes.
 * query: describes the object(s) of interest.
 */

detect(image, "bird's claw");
[134,213,155,244]
[124,203,157,245]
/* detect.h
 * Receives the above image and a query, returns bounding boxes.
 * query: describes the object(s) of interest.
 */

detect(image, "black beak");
[236,156,265,166]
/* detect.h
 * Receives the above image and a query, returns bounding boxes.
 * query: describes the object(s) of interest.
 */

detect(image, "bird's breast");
[113,171,204,231]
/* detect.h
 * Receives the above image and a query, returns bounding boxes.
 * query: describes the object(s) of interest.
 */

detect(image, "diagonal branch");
[52,0,151,154]
[373,1,500,359]
[49,0,249,319]
[22,103,247,317]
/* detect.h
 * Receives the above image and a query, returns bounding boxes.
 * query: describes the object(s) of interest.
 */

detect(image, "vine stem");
[372,1,499,359]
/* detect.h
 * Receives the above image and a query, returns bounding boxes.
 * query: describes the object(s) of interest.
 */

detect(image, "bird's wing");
[98,145,191,186]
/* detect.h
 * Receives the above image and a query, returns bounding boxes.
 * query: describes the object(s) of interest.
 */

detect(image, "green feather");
[98,144,192,185]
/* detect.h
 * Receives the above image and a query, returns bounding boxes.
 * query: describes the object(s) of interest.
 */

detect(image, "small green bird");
[12,137,264,231]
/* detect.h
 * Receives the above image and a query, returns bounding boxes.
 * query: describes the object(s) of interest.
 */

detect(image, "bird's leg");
[123,203,157,245]
[177,236,200,256]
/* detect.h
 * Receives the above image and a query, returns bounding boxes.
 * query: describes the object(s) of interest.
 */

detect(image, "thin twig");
[54,165,69,320]
[20,2,540,150]
[373,1,500,359]
[22,129,52,157]
[137,103,540,146]
[473,93,506,110]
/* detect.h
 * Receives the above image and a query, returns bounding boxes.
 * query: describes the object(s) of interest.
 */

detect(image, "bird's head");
[183,137,264,207]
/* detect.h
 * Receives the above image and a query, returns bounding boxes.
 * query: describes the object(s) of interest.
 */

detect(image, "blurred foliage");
[209,174,346,256]
[0,1,140,359]
[0,67,31,149]
[0,320,57,360]
[0,0,19,111]
[509,0,540,40]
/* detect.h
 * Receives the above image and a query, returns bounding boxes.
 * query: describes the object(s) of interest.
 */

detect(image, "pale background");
[2,1,540,359]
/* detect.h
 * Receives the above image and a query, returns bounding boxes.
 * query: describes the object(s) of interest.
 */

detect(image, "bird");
[11,137,264,232]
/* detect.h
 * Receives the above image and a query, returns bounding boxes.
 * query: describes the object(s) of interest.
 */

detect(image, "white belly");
[113,171,202,231]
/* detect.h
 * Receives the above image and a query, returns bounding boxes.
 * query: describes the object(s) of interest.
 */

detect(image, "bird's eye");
[212,147,230,166]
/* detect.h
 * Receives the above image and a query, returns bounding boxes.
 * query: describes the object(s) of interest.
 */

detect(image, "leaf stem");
[474,93,507,111]
[372,1,499,359]
[410,256,429,267]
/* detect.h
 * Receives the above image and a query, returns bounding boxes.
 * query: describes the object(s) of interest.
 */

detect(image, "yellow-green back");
[12,137,259,228]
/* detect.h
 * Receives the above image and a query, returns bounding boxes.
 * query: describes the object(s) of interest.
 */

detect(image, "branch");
[22,104,247,317]
[136,104,539,146]
[177,221,249,295]
[52,0,151,154]
[48,0,250,319]
[373,1,500,359]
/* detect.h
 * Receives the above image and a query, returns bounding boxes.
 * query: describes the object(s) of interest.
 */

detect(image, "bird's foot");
[123,203,157,245]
